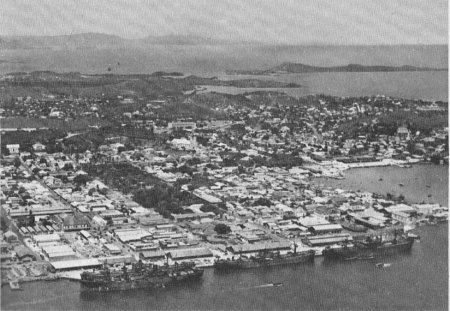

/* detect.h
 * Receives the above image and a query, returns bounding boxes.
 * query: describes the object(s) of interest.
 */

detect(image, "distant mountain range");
[0,33,257,49]
[227,62,447,75]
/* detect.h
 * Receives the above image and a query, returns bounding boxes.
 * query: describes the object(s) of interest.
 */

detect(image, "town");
[0,71,448,287]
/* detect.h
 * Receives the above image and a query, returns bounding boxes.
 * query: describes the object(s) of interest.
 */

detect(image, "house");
[171,137,196,150]
[32,142,46,152]
[14,245,36,262]
[4,231,18,243]
[61,215,90,231]
[91,215,107,229]
[397,127,410,141]
[6,144,20,154]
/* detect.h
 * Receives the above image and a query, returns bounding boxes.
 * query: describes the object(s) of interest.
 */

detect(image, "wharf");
[9,280,22,291]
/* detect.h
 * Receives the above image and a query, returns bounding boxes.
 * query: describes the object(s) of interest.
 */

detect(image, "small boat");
[379,178,383,181]
[359,255,375,260]
[272,282,283,287]
[399,183,404,187]
[375,263,391,268]
[426,185,431,188]
[428,194,432,197]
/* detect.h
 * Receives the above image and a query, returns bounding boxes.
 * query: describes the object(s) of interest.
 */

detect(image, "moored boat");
[214,247,315,270]
[80,261,203,292]
[322,230,414,260]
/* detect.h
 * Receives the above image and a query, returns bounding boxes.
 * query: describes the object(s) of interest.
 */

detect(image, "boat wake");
[226,282,284,292]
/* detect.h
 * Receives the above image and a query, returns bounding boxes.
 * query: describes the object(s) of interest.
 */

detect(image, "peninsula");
[226,62,448,75]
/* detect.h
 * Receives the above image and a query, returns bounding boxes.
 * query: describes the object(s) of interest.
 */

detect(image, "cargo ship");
[322,230,414,260]
[214,246,315,270]
[80,261,203,292]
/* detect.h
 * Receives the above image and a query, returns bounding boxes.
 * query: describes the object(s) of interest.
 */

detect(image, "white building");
[6,144,20,154]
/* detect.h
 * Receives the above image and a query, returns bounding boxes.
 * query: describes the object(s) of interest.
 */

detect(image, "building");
[50,258,101,271]
[4,231,18,243]
[227,241,291,254]
[6,144,20,154]
[309,224,343,235]
[397,126,410,141]
[104,244,122,255]
[140,250,166,260]
[171,138,196,150]
[91,215,108,229]
[306,233,353,247]
[32,142,46,152]
[167,247,213,261]
[62,215,90,231]
[14,245,36,262]
[168,121,196,131]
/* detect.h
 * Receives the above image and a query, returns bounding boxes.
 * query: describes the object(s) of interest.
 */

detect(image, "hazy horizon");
[2,0,447,45]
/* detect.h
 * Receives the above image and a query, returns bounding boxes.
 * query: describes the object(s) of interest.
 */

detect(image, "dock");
[9,280,22,291]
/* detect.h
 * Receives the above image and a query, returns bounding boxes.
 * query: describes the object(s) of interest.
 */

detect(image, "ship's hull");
[214,251,315,270]
[322,238,414,260]
[80,269,203,292]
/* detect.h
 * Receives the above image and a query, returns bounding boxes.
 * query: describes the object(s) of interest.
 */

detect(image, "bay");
[0,45,447,101]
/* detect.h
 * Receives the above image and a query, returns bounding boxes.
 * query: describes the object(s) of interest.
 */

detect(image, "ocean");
[2,164,448,311]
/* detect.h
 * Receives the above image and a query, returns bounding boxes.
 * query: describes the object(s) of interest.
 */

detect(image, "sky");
[1,0,448,45]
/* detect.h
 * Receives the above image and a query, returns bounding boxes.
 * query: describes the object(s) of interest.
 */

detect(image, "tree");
[0,216,8,232]
[214,223,231,235]
[62,163,74,171]
[13,158,21,168]
[27,210,35,227]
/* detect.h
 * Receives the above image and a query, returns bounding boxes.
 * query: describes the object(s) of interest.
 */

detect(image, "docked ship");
[322,230,414,260]
[214,246,315,270]
[80,261,203,292]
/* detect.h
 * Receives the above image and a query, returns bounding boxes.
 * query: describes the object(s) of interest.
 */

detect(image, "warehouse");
[99,255,136,265]
[167,247,213,261]
[227,241,291,254]
[309,224,343,235]
[33,233,60,243]
[114,228,152,243]
[140,250,166,260]
[50,258,101,271]
[42,244,77,261]
[306,234,353,247]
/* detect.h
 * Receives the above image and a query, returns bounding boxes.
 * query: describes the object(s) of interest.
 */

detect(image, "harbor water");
[1,165,448,311]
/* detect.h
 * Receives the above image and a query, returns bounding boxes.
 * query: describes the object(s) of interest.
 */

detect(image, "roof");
[99,255,136,264]
[62,215,90,226]
[397,127,409,134]
[167,247,213,259]
[307,234,353,246]
[4,231,18,239]
[311,224,343,231]
[51,258,101,270]
[140,250,166,259]
[229,241,291,254]
[33,233,61,243]
[42,245,74,254]
[14,245,36,259]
